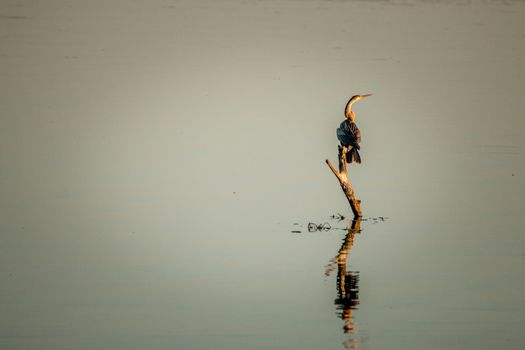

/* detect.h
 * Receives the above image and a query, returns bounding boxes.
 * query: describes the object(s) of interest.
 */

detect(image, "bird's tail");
[346,148,361,164]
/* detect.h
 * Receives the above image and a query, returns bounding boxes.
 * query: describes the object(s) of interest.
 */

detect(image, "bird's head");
[344,93,372,121]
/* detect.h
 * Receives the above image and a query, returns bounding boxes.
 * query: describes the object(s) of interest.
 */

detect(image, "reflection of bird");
[337,94,372,164]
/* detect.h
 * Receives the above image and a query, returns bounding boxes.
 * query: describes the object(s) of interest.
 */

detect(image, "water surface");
[1,0,524,349]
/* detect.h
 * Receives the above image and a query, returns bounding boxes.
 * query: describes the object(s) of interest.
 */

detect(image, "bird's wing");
[344,94,372,117]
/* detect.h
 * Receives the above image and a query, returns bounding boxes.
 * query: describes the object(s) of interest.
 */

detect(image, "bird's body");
[337,119,362,163]
[337,93,371,164]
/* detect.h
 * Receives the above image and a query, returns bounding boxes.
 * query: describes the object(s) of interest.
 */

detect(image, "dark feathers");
[346,147,361,164]
[337,120,362,163]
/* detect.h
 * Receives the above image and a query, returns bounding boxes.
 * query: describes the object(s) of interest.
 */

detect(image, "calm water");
[1,0,524,349]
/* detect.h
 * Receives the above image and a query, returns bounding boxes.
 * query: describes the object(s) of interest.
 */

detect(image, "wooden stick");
[325,146,362,218]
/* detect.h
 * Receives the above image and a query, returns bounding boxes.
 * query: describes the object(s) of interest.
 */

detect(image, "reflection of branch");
[313,217,366,348]
[331,218,362,341]
[325,219,361,277]
[317,217,370,349]
[326,146,362,218]
[334,218,361,349]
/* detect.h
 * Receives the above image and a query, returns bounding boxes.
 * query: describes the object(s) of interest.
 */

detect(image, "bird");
[336,94,372,163]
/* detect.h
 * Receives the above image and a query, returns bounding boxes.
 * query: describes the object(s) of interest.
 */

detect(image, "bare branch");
[326,147,362,218]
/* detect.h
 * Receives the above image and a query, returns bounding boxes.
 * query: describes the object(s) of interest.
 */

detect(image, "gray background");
[1,0,524,349]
